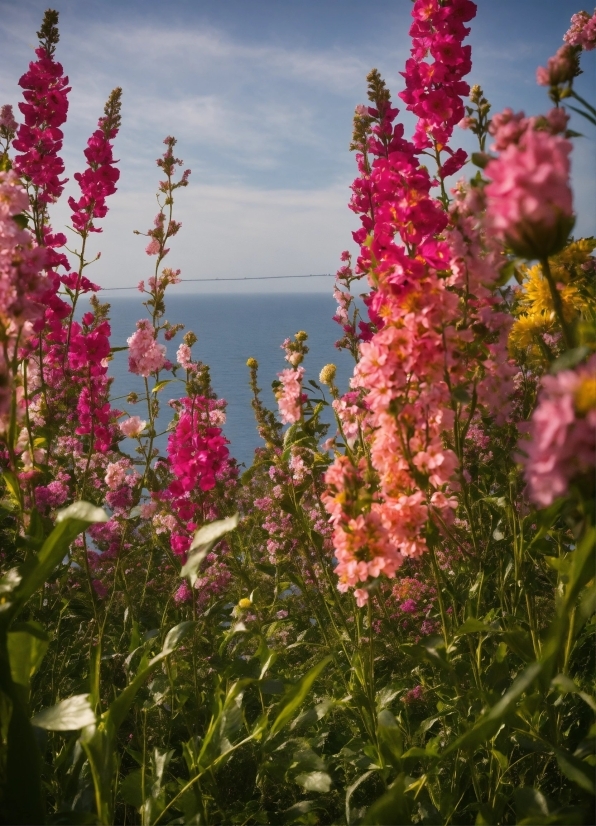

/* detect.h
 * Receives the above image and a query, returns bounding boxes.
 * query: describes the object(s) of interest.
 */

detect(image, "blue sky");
[0,0,594,293]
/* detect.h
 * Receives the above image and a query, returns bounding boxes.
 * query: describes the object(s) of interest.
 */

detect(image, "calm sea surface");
[97,293,355,467]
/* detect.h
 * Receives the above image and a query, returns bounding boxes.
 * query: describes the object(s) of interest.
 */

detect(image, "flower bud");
[319,364,337,385]
[246,357,258,369]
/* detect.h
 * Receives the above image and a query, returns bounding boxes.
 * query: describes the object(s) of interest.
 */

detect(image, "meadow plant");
[0,4,594,825]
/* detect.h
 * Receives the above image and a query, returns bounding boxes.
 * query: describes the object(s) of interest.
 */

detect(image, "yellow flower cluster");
[509,238,596,365]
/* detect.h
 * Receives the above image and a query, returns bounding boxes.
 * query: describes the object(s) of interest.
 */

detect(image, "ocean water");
[100,293,356,468]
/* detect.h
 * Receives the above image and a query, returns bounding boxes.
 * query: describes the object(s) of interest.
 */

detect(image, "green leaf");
[378,709,403,765]
[268,656,332,739]
[182,514,239,586]
[32,694,96,731]
[555,748,595,795]
[119,769,144,808]
[550,346,590,374]
[7,622,49,699]
[363,772,413,825]
[455,618,495,636]
[346,770,376,826]
[295,771,332,793]
[551,673,596,713]
[283,800,316,823]
[9,502,108,619]
[152,379,172,394]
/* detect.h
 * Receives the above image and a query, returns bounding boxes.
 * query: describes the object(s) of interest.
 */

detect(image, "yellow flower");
[238,597,252,610]
[574,376,596,416]
[509,312,552,351]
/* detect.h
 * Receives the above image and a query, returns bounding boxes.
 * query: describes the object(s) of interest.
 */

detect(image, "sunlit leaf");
[32,694,96,731]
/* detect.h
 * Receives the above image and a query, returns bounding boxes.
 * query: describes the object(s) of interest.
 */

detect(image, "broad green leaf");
[514,787,550,824]
[3,470,23,509]
[454,618,495,636]
[346,771,376,826]
[363,772,413,825]
[10,501,109,617]
[552,673,596,712]
[555,748,595,794]
[189,514,239,552]
[55,501,109,525]
[32,693,96,731]
[283,800,316,823]
[119,769,143,808]
[182,514,239,586]
[378,709,403,765]
[268,656,332,739]
[7,622,49,698]
[295,771,332,793]
[163,620,195,655]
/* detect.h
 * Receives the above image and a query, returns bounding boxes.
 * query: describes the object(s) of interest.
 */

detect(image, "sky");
[0,0,594,294]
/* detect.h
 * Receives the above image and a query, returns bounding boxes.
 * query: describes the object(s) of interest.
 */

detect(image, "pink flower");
[277,366,305,424]
[104,460,129,490]
[521,356,596,507]
[354,588,369,607]
[485,126,573,258]
[127,319,166,377]
[145,238,160,255]
[536,45,580,87]
[564,9,596,50]
[177,343,193,369]
[119,415,146,437]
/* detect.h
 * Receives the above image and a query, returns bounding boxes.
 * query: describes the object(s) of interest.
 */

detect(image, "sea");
[97,293,356,468]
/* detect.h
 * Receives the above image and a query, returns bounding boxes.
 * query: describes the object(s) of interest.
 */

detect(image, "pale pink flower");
[105,461,128,490]
[145,237,160,255]
[176,343,193,369]
[127,319,166,377]
[277,366,304,424]
[119,415,146,437]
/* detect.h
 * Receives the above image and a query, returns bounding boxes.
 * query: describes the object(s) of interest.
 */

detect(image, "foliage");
[0,4,594,825]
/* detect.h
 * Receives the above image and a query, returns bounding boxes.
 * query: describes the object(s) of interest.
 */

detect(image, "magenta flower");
[68,88,122,235]
[12,33,70,205]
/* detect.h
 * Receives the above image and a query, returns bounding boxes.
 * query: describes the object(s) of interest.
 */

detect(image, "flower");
[521,355,596,506]
[485,126,574,258]
[564,9,596,50]
[319,364,337,385]
[127,319,166,377]
[276,366,305,424]
[119,416,146,437]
